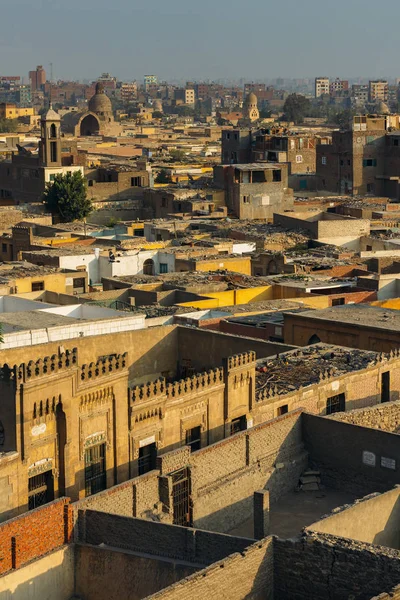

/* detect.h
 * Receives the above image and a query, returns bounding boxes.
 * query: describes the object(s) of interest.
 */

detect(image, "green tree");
[282,94,311,124]
[175,105,195,117]
[259,106,272,119]
[170,149,186,162]
[155,168,172,184]
[0,118,18,133]
[42,171,92,222]
[331,108,355,129]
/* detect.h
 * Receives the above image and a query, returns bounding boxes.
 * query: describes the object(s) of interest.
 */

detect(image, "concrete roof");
[233,163,282,171]
[289,304,400,331]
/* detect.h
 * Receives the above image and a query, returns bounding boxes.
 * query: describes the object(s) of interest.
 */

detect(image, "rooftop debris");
[256,344,380,395]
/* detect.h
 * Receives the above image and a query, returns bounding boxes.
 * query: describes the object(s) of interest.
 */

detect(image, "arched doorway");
[80,114,100,136]
[143,259,155,275]
[308,334,321,345]
[267,260,278,275]
[56,401,67,496]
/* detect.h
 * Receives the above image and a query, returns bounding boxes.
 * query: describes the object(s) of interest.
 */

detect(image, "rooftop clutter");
[256,343,381,394]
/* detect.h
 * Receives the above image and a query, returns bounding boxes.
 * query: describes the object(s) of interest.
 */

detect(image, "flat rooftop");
[0,261,76,281]
[233,162,283,171]
[291,304,400,331]
[230,488,357,539]
[227,309,304,326]
[256,343,379,394]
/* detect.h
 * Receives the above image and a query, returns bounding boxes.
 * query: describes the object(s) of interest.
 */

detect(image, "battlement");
[80,352,128,382]
[226,351,256,371]
[130,367,224,403]
[0,348,79,383]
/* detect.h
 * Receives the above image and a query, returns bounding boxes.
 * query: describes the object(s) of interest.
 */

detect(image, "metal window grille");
[84,443,106,497]
[172,468,191,527]
[326,393,345,415]
[28,471,52,510]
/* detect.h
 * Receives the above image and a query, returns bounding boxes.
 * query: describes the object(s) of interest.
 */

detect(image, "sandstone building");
[61,82,123,137]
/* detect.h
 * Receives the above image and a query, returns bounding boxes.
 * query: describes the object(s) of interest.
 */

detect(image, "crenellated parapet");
[80,353,127,381]
[130,367,224,404]
[226,352,256,371]
[3,349,79,383]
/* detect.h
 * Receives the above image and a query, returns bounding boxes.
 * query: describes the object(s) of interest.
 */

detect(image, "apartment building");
[315,77,330,98]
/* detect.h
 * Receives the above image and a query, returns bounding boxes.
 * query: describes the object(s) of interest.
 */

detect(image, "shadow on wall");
[373,494,400,548]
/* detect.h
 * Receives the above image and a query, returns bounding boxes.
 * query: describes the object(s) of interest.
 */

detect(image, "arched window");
[50,123,57,138]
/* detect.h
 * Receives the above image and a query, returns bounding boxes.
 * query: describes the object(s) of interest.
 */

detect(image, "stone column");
[254,489,270,539]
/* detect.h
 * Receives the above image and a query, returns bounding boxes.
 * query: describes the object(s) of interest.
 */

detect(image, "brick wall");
[275,532,400,600]
[190,410,307,533]
[146,537,273,600]
[75,545,198,600]
[77,509,253,565]
[0,498,72,575]
[73,470,159,520]
[328,400,400,433]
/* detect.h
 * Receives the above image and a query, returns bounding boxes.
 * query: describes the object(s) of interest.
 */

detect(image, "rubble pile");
[296,469,323,492]
[256,344,379,393]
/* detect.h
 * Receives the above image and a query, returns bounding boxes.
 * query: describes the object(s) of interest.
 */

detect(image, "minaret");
[39,105,61,167]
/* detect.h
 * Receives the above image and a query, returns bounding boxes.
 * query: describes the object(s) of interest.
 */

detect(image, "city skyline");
[2,0,400,81]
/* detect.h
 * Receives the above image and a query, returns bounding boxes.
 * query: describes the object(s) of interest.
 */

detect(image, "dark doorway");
[381,371,390,403]
[230,415,247,435]
[308,334,321,345]
[84,443,106,496]
[28,470,54,510]
[172,467,191,526]
[143,259,155,275]
[186,426,201,451]
[56,402,67,496]
[138,442,157,475]
[326,393,345,415]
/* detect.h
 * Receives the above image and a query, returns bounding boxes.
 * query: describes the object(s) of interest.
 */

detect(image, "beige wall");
[0,546,74,600]
[307,488,400,549]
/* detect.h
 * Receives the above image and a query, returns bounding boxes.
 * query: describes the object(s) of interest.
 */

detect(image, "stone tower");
[243,92,259,122]
[39,106,61,167]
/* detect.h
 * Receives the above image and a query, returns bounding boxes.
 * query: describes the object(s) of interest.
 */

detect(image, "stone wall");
[274,532,400,600]
[328,400,400,433]
[303,414,400,495]
[146,537,274,600]
[177,327,294,372]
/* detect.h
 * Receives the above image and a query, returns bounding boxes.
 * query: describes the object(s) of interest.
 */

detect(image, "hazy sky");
[2,0,399,81]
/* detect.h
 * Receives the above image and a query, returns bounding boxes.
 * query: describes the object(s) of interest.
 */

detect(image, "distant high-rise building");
[329,78,349,95]
[369,80,388,103]
[29,66,46,91]
[315,77,329,98]
[144,75,158,92]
